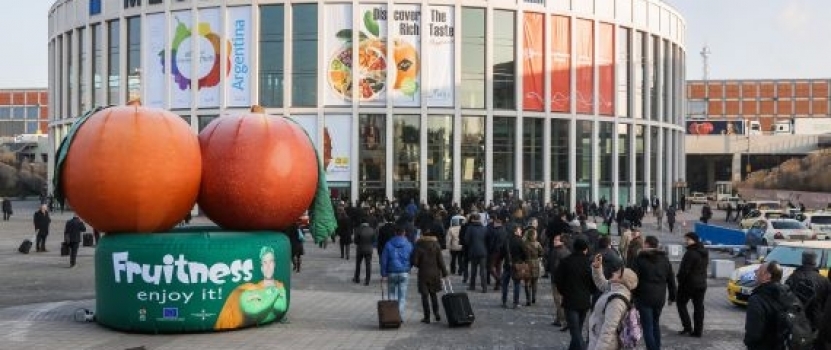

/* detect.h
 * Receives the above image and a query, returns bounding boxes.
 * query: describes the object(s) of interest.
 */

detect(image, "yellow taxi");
[727,240,831,306]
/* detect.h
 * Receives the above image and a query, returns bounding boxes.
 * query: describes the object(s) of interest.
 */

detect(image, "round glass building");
[48,0,687,210]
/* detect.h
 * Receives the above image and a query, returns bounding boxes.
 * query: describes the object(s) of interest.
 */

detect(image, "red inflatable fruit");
[62,100,202,233]
[198,106,319,230]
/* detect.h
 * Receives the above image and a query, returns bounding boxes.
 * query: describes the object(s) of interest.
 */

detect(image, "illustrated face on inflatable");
[240,287,279,319]
[261,251,275,281]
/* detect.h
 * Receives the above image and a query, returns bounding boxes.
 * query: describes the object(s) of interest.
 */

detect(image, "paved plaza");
[0,200,747,350]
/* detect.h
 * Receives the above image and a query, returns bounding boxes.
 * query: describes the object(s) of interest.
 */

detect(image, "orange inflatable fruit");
[62,101,202,233]
[198,106,319,230]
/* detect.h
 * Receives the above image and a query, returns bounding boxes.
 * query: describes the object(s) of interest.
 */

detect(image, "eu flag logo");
[163,308,179,319]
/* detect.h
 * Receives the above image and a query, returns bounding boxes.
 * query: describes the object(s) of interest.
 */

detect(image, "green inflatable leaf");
[53,106,112,208]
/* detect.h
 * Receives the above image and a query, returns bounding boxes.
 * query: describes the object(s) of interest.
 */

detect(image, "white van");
[803,212,831,240]
[745,200,782,211]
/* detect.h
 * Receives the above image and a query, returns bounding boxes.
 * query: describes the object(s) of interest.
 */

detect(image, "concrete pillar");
[732,153,742,182]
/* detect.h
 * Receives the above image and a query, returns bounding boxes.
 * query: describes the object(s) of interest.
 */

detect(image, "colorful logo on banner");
[161,17,231,91]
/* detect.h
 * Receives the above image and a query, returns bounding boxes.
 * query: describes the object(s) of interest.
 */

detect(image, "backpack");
[771,287,817,350]
[604,294,642,349]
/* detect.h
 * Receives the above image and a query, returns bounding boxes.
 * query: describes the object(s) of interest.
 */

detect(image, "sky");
[0,0,830,89]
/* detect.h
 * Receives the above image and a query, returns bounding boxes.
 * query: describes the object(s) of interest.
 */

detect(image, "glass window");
[766,247,820,268]
[67,31,74,116]
[617,28,630,117]
[461,116,485,208]
[26,107,39,119]
[0,107,10,118]
[359,114,386,202]
[576,120,593,183]
[92,24,102,107]
[633,31,644,119]
[635,125,645,184]
[108,20,121,105]
[523,117,543,181]
[427,115,453,206]
[662,39,670,122]
[551,119,568,181]
[393,115,420,203]
[79,27,88,112]
[126,17,141,103]
[260,5,284,107]
[599,121,614,201]
[26,122,39,134]
[650,36,659,121]
[0,122,24,137]
[461,8,485,109]
[292,4,317,107]
[650,126,658,192]
[56,36,63,117]
[198,115,218,131]
[179,114,192,125]
[493,10,515,110]
[493,117,515,183]
[12,108,24,119]
[618,123,630,182]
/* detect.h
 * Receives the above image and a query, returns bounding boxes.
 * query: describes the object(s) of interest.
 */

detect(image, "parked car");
[688,192,709,204]
[745,218,815,246]
[739,209,786,229]
[803,212,831,240]
[727,241,831,306]
[716,196,744,210]
[744,200,782,211]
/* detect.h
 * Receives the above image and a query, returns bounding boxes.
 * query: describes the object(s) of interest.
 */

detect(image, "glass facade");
[47,0,686,210]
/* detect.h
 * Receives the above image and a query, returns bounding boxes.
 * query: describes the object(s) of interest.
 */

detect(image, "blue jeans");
[637,304,663,350]
[387,272,409,317]
[566,308,587,350]
[501,266,521,305]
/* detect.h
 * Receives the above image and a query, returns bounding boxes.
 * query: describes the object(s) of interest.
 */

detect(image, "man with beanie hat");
[555,238,598,350]
[785,250,830,330]
[676,232,709,337]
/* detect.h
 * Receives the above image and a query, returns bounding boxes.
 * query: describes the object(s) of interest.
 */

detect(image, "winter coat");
[353,224,377,256]
[555,251,597,310]
[336,215,353,245]
[486,224,508,256]
[2,199,11,213]
[677,242,709,290]
[411,236,448,294]
[619,230,633,261]
[63,217,87,243]
[744,282,788,350]
[546,244,571,275]
[380,236,413,277]
[625,237,643,268]
[502,234,528,268]
[785,265,831,328]
[587,266,638,350]
[376,222,396,256]
[523,240,544,278]
[288,224,305,256]
[464,222,489,259]
[33,210,51,234]
[631,248,677,308]
[447,226,463,252]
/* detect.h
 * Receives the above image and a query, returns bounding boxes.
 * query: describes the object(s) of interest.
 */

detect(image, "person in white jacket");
[587,254,639,350]
[446,216,465,275]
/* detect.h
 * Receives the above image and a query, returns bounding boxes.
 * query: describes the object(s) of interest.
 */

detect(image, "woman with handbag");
[501,223,528,309]
[523,227,544,306]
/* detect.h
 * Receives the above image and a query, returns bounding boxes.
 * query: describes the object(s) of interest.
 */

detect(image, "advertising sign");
[550,15,570,112]
[323,4,353,106]
[391,4,421,107]
[598,23,615,115]
[522,13,544,112]
[686,120,744,135]
[289,115,319,152]
[575,19,594,114]
[226,7,252,107]
[425,6,454,107]
[196,7,222,107]
[144,13,166,108]
[358,4,388,106]
[95,230,291,333]
[323,115,352,182]
[169,10,192,109]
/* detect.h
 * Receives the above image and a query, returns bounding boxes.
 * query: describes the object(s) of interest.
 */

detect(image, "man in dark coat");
[411,231,448,323]
[666,205,677,233]
[676,232,709,337]
[376,215,396,263]
[337,211,353,260]
[1,197,11,220]
[63,215,86,268]
[464,213,489,293]
[632,235,677,350]
[555,238,597,350]
[744,261,787,350]
[486,215,508,290]
[784,250,831,331]
[547,233,571,328]
[33,204,51,252]
[352,222,377,285]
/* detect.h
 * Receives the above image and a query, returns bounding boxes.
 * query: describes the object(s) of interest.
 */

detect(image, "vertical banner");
[323,4,353,106]
[391,5,421,107]
[197,7,222,108]
[522,13,544,112]
[226,7,252,107]
[550,15,570,113]
[598,23,615,116]
[289,115,319,150]
[575,19,594,114]
[358,4,388,106]
[425,6,454,107]
[170,10,193,109]
[144,13,166,108]
[323,115,352,182]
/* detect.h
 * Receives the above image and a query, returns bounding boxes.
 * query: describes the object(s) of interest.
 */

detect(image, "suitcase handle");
[442,278,454,294]
[380,279,389,301]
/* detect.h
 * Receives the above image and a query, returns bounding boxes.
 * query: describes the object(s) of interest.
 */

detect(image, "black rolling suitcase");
[377,281,402,329]
[442,280,474,327]
[82,233,94,247]
[18,239,32,254]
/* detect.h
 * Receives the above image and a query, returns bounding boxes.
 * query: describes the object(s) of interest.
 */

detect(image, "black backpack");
[772,287,817,350]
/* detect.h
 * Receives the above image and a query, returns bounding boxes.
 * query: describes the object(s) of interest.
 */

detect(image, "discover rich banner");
[522,12,544,112]
[323,115,352,182]
[425,6,454,107]
[550,15,570,113]
[144,13,166,108]
[391,4,421,107]
[358,4,388,106]
[226,7,252,107]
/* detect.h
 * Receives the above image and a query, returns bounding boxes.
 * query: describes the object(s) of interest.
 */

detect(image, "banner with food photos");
[144,13,166,108]
[391,4,421,106]
[358,4,388,106]
[323,4,353,106]
[425,6,454,107]
[170,10,193,109]
[323,115,352,182]
[196,7,222,108]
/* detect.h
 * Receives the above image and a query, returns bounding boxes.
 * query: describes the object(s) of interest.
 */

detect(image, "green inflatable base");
[95,228,291,333]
